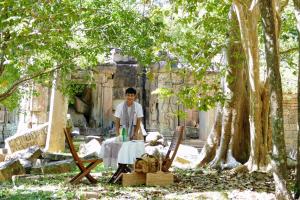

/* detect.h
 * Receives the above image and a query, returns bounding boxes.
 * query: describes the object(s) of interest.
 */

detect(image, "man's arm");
[133,117,142,140]
[115,117,120,136]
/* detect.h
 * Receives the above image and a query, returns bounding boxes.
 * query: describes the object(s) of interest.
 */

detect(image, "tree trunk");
[260,0,292,199]
[198,7,250,169]
[209,7,249,170]
[293,0,300,199]
[198,1,272,172]
[233,1,271,172]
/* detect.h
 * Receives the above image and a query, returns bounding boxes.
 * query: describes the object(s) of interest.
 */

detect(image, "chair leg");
[71,161,100,184]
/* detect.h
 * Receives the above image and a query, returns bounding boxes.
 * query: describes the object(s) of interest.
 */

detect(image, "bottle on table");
[121,127,128,142]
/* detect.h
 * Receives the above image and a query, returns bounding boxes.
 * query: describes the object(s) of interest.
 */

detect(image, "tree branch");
[0,31,11,77]
[280,47,299,55]
[280,0,289,12]
[0,66,63,102]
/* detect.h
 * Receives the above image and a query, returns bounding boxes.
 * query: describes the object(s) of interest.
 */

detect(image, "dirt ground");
[0,166,296,200]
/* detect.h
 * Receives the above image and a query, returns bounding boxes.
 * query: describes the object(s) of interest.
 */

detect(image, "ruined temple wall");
[146,66,188,137]
[283,93,298,153]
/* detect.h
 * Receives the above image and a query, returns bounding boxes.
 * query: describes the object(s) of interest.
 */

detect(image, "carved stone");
[5,146,42,162]
[5,123,48,153]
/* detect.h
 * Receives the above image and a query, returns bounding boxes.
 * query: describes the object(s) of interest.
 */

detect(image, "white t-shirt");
[114,101,144,123]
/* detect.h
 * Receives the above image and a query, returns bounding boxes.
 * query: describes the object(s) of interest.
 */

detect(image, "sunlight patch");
[165,191,228,200]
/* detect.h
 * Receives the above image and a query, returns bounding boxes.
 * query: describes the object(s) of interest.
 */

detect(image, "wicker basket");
[134,154,159,173]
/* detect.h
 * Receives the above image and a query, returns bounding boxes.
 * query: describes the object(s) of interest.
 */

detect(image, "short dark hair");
[125,87,136,95]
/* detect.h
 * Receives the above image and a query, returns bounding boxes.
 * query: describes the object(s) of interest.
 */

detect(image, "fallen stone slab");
[0,159,25,181]
[5,146,43,162]
[42,152,73,161]
[5,123,48,153]
[31,159,75,175]
[79,139,101,158]
[172,144,201,169]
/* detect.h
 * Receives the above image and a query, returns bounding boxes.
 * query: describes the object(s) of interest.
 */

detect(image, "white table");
[117,140,145,164]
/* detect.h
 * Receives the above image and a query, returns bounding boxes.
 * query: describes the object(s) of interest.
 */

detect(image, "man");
[108,88,144,183]
[114,87,143,140]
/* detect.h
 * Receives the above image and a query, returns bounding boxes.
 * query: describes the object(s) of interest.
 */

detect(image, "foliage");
[0,0,164,108]
[146,0,230,111]
[1,0,298,112]
[279,1,298,93]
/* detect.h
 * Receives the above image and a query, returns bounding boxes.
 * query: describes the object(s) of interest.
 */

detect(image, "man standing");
[114,87,143,140]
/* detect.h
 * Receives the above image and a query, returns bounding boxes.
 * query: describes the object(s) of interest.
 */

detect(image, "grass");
[0,165,284,200]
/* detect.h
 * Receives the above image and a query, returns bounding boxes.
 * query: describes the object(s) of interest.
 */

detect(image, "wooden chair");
[162,126,184,172]
[64,128,102,184]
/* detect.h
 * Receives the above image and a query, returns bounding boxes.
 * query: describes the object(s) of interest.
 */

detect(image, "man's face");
[125,93,136,104]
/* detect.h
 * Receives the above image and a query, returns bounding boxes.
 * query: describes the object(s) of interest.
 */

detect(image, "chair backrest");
[162,126,184,172]
[64,128,81,162]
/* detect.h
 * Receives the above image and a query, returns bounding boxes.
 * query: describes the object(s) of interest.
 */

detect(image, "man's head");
[125,87,136,105]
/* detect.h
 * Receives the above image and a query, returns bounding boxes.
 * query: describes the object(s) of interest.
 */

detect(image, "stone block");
[68,107,87,128]
[5,123,48,153]
[5,146,43,162]
[31,112,48,125]
[30,84,49,112]
[42,152,73,161]
[122,172,146,186]
[74,96,89,114]
[31,159,74,174]
[113,65,137,87]
[0,159,25,181]
[113,88,125,99]
[146,171,174,186]
[79,139,101,158]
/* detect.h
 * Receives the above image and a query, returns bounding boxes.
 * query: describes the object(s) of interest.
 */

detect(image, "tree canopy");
[0,0,163,109]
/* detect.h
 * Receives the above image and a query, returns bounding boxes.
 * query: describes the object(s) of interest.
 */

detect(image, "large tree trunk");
[198,1,274,172]
[260,0,292,199]
[207,7,250,170]
[233,0,271,172]
[293,0,300,199]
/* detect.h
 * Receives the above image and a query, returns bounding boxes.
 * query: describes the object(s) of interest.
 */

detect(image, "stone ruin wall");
[283,93,298,153]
